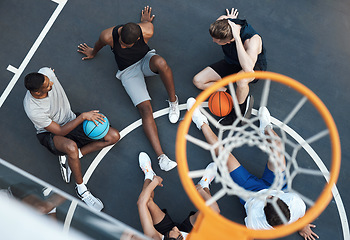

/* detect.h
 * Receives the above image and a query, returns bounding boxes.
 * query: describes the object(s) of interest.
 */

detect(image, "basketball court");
[0,0,349,239]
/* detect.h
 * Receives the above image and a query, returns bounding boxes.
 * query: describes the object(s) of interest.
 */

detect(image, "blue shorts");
[230,165,278,204]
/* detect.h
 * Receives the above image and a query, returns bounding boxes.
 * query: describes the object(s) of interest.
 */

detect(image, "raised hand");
[141,6,155,22]
[226,8,239,19]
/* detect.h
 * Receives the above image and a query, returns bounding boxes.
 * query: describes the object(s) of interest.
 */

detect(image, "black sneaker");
[240,95,254,125]
[58,155,71,183]
[218,110,237,126]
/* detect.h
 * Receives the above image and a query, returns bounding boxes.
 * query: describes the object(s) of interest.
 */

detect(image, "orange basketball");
[208,91,233,117]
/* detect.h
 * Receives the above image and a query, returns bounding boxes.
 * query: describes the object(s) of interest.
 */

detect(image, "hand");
[141,6,155,22]
[217,8,239,20]
[228,20,241,39]
[298,224,319,240]
[153,176,163,187]
[82,110,106,125]
[77,43,95,60]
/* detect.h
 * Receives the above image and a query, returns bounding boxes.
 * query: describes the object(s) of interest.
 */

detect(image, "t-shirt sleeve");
[26,108,52,129]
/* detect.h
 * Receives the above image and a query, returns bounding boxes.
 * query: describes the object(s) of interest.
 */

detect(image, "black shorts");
[154,209,196,235]
[36,122,99,156]
[209,59,266,83]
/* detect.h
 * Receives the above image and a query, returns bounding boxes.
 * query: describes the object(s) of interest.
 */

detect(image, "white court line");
[1,0,68,108]
[64,105,348,239]
[6,65,18,74]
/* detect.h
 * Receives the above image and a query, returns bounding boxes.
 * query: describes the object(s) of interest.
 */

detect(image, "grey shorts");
[116,49,158,106]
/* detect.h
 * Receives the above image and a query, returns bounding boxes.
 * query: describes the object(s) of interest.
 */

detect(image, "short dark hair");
[164,231,183,240]
[264,198,291,227]
[24,72,45,91]
[209,19,233,40]
[121,22,141,44]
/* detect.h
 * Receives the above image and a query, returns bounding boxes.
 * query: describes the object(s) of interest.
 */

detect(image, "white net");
[185,78,333,227]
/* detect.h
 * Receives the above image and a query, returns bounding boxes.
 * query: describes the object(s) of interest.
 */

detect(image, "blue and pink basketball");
[83,114,110,140]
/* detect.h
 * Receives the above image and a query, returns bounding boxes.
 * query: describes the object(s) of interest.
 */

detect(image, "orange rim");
[176,71,341,239]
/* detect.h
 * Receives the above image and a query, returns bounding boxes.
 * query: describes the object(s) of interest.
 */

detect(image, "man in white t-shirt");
[23,67,120,211]
[186,97,319,239]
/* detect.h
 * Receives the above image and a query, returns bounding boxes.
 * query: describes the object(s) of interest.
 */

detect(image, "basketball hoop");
[176,71,341,239]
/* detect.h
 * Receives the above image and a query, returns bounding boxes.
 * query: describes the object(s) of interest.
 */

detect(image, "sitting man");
[137,152,219,239]
[23,67,120,211]
[193,8,267,125]
[186,97,318,239]
[77,6,178,171]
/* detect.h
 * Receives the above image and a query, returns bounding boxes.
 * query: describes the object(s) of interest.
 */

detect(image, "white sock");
[76,183,87,195]
[78,149,83,159]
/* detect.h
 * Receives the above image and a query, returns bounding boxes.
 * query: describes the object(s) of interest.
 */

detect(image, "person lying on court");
[77,6,179,172]
[186,97,319,239]
[137,152,219,240]
[23,67,120,211]
[192,8,267,126]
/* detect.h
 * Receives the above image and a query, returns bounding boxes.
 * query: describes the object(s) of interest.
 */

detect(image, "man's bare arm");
[77,27,114,60]
[138,6,155,43]
[45,110,106,136]
[229,20,262,72]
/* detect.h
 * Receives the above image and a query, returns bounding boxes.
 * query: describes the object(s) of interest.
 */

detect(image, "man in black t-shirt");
[78,6,179,172]
[193,8,267,125]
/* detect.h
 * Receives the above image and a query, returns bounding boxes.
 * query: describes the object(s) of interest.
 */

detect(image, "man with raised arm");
[186,97,319,239]
[193,8,267,125]
[137,152,219,240]
[77,6,179,171]
[23,67,120,211]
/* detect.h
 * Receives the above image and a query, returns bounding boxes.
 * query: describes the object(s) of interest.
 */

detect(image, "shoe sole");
[59,158,69,183]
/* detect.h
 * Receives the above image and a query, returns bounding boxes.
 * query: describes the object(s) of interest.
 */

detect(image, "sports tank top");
[111,24,150,71]
[222,19,267,70]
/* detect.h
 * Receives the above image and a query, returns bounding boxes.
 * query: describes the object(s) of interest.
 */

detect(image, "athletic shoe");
[198,162,217,190]
[218,95,254,126]
[59,155,71,183]
[168,95,180,124]
[258,106,273,134]
[241,95,254,125]
[139,152,156,180]
[187,97,209,130]
[158,154,177,171]
[75,188,104,212]
[218,111,237,126]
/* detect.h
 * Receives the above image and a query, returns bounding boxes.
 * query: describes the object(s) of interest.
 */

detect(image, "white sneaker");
[158,154,177,171]
[186,97,209,130]
[258,107,273,134]
[168,95,180,124]
[59,155,72,183]
[139,152,156,180]
[198,162,217,190]
[76,188,104,212]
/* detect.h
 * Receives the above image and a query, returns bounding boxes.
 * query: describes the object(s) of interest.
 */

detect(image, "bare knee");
[64,141,79,158]
[151,55,170,73]
[193,73,204,89]
[105,127,120,145]
[137,101,153,119]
